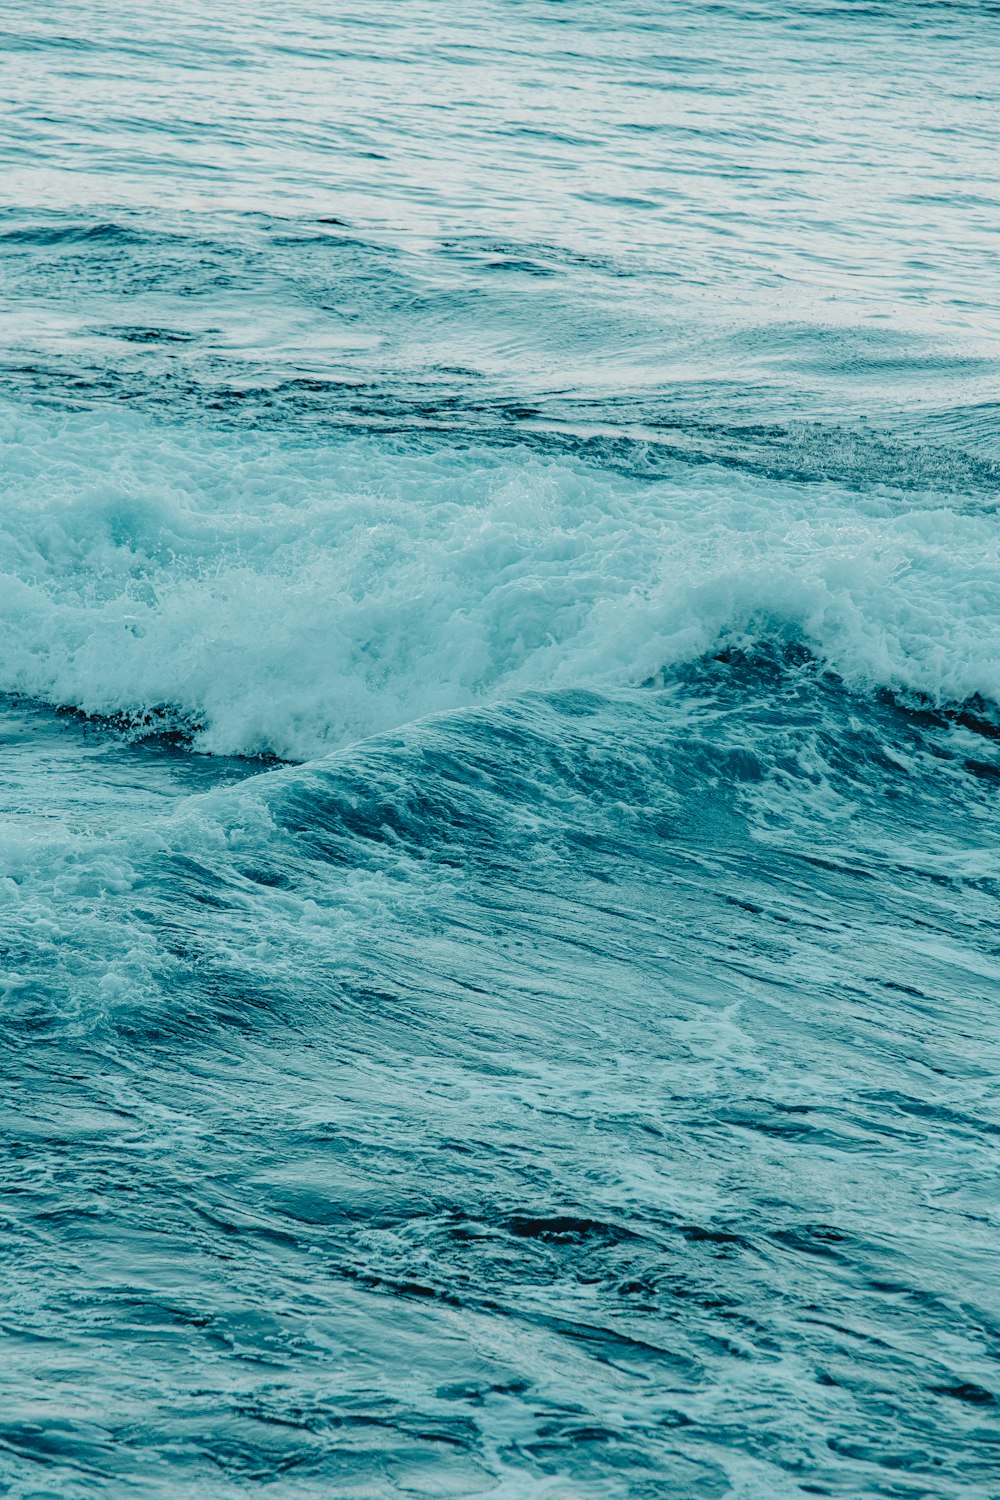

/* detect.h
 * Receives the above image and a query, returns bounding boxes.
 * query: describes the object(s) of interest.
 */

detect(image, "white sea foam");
[1,400,997,760]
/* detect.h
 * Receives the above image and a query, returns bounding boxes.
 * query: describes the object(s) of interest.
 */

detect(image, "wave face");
[1,3,999,1497]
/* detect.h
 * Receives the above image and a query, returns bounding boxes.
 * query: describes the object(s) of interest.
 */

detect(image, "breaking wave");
[2,400,997,760]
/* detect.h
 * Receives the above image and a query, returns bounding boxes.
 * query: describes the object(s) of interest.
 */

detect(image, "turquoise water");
[1,3,999,1496]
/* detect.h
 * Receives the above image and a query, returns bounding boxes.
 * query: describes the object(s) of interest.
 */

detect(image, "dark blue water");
[1,3,999,1495]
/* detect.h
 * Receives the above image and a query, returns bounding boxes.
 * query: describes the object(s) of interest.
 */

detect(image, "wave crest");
[1,401,997,760]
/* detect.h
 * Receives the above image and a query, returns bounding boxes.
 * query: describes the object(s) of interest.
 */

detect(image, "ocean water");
[1,1,999,1495]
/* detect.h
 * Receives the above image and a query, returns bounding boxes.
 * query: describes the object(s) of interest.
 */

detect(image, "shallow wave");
[1,399,998,760]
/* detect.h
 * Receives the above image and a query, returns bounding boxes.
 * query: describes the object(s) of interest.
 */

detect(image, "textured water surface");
[1,2,999,1496]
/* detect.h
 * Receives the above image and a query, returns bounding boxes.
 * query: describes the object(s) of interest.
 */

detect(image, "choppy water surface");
[1,3,999,1496]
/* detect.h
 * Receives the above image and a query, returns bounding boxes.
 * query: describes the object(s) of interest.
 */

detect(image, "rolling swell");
[3,655,999,1495]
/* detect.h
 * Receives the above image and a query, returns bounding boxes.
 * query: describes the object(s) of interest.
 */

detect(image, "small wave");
[0,220,149,248]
